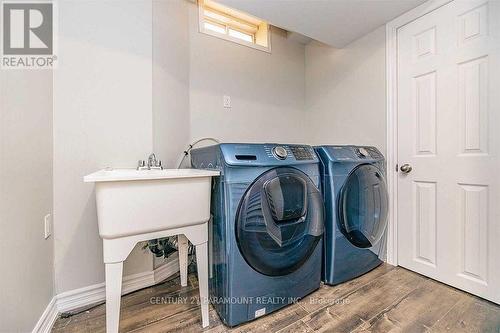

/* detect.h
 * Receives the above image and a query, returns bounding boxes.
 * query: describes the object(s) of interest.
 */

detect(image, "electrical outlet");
[44,214,51,239]
[223,95,231,108]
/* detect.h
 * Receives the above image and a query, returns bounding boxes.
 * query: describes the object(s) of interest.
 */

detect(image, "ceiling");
[218,0,428,48]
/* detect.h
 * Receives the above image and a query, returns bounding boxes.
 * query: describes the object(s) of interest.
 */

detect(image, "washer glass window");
[235,167,324,276]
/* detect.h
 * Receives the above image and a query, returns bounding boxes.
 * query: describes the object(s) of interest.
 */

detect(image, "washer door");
[236,167,324,276]
[337,164,388,248]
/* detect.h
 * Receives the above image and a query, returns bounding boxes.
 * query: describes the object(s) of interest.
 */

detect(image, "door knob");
[400,163,412,174]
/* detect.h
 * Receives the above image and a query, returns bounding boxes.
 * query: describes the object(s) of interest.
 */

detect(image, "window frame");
[198,0,272,53]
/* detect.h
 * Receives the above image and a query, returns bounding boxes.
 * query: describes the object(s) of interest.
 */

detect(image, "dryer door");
[235,167,324,276]
[338,164,388,248]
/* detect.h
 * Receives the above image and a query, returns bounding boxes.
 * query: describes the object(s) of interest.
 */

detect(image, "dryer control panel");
[317,146,384,163]
[355,147,370,158]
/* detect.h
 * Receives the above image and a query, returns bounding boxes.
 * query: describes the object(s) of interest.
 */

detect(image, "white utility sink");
[84,168,219,333]
[84,168,219,239]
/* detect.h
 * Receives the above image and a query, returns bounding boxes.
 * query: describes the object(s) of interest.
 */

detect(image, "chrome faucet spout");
[148,153,157,167]
[147,153,163,170]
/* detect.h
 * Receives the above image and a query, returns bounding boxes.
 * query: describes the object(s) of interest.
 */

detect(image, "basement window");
[198,0,271,52]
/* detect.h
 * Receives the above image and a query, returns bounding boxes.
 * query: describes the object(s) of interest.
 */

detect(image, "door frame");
[385,0,453,265]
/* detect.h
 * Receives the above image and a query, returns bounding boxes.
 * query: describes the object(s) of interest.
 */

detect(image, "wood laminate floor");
[52,264,500,333]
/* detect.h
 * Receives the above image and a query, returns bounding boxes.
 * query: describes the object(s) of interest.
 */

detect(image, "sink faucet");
[137,153,163,170]
[148,153,163,170]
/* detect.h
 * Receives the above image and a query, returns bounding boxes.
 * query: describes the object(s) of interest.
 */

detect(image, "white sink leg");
[195,242,209,328]
[102,224,209,331]
[178,234,189,287]
[105,262,123,333]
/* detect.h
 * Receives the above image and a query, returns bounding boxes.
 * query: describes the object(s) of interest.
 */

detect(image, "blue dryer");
[191,143,324,327]
[314,146,388,285]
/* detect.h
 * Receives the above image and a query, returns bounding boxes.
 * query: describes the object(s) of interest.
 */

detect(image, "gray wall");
[305,26,387,154]
[0,70,54,332]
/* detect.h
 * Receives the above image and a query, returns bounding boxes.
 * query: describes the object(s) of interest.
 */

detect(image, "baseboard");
[57,256,180,313]
[32,256,181,332]
[154,256,180,283]
[32,297,58,333]
[31,255,179,333]
[122,270,156,295]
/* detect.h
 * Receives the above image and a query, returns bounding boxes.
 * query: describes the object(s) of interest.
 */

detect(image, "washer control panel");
[272,146,288,160]
[290,146,315,160]
[217,144,318,166]
[263,144,316,162]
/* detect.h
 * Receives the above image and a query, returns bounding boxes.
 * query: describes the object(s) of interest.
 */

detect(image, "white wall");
[51,0,309,296]
[153,0,191,168]
[0,69,54,332]
[46,0,386,310]
[53,0,154,294]
[188,3,307,144]
[0,0,389,329]
[305,26,387,154]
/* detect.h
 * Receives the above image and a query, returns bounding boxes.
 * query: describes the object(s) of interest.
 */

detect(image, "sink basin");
[84,167,219,331]
[84,168,220,239]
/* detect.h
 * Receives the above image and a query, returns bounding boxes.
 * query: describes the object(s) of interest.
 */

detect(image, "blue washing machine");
[191,143,324,327]
[314,146,388,285]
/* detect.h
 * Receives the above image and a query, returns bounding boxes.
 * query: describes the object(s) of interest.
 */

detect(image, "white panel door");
[397,0,500,303]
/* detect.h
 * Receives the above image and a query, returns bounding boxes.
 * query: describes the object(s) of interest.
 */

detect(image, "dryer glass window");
[337,164,388,248]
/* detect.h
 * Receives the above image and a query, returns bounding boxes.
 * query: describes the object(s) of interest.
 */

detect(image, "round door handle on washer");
[400,164,412,174]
